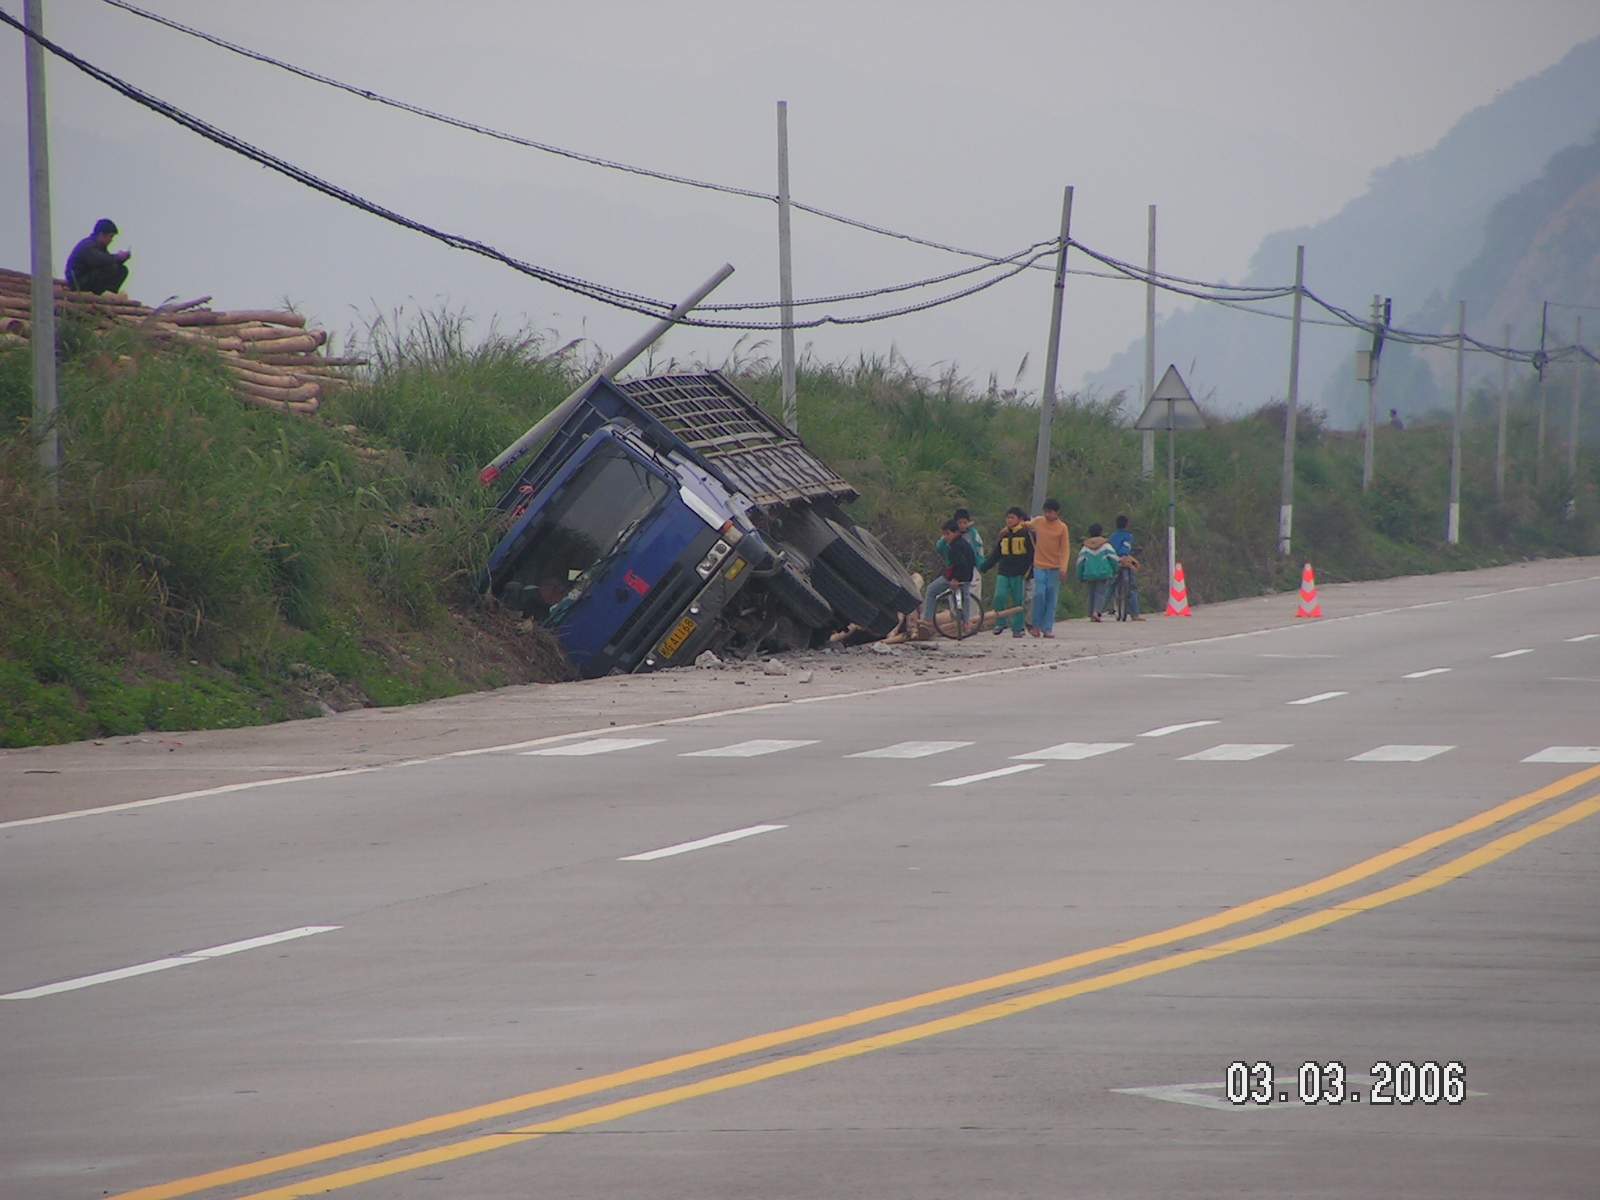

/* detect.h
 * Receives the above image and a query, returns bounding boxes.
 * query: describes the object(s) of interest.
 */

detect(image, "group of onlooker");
[922,504,1142,636]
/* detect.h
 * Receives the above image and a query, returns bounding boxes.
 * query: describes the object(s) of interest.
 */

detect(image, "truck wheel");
[806,555,899,638]
[762,546,835,632]
[781,508,916,614]
[820,517,918,613]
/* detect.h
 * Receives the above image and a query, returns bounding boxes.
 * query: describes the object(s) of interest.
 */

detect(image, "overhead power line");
[0,9,1064,331]
[23,5,1593,358]
[90,0,1270,293]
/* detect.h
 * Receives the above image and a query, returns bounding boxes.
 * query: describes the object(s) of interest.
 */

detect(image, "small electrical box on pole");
[1134,364,1207,600]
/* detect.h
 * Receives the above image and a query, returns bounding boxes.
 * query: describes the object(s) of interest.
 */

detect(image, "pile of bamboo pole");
[0,267,363,414]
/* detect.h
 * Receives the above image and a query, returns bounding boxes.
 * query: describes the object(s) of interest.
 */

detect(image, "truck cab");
[484,372,914,678]
[487,423,773,676]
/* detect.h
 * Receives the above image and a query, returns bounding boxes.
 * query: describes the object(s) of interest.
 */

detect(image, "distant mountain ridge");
[1086,35,1600,424]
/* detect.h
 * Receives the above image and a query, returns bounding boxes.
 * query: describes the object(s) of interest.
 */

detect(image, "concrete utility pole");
[1277,244,1305,557]
[1361,293,1386,492]
[1569,315,1584,487]
[1496,322,1510,501]
[24,0,59,500]
[1141,204,1156,479]
[775,100,798,432]
[1535,301,1549,487]
[1448,300,1465,545]
[1029,185,1073,517]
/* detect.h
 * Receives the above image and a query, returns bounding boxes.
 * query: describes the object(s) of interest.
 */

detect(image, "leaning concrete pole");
[1496,322,1510,501]
[1277,245,1305,557]
[1029,186,1073,516]
[1569,315,1584,488]
[1141,204,1156,478]
[480,264,735,487]
[1447,301,1465,544]
[775,100,798,432]
[23,0,59,500]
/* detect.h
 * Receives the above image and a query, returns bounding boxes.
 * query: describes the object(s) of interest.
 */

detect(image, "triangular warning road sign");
[1134,365,1207,431]
[1151,364,1194,403]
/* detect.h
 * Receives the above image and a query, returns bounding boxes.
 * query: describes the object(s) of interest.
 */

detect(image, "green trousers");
[993,573,1027,632]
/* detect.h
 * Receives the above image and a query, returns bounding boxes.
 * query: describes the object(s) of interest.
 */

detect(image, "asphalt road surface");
[3,560,1599,1199]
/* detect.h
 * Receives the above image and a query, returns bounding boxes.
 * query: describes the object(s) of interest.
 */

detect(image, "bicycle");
[934,585,985,640]
[1110,564,1133,622]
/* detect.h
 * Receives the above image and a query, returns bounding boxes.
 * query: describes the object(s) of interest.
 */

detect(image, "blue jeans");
[1087,578,1113,615]
[1031,570,1061,632]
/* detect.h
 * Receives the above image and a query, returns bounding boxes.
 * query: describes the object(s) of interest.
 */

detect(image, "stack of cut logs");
[0,267,363,414]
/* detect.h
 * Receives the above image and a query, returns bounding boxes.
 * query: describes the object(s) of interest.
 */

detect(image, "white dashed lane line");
[1181,744,1292,762]
[931,764,1045,788]
[1402,668,1452,679]
[522,738,665,757]
[1491,648,1534,659]
[1013,742,1133,761]
[681,740,819,758]
[1139,721,1220,738]
[1,926,341,1001]
[619,824,787,861]
[1567,634,1599,642]
[1287,691,1347,705]
[1349,745,1455,763]
[1522,747,1600,764]
[847,741,973,759]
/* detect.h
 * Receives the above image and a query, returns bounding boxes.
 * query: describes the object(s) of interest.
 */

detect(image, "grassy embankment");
[2,320,1594,747]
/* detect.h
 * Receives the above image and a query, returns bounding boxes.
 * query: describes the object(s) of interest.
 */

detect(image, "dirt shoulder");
[4,556,1596,823]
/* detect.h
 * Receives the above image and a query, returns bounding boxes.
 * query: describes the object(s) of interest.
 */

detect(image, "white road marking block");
[1139,721,1220,738]
[1567,634,1599,642]
[848,741,973,759]
[1522,747,1600,764]
[1141,672,1243,680]
[1,926,341,1000]
[1287,691,1347,705]
[1182,744,1291,762]
[1402,668,1452,679]
[681,739,818,758]
[522,737,664,757]
[1349,745,1455,763]
[1013,742,1133,761]
[619,824,786,860]
[932,763,1045,788]
[1491,648,1534,659]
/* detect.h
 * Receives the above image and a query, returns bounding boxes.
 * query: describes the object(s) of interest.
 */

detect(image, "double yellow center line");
[116,765,1600,1200]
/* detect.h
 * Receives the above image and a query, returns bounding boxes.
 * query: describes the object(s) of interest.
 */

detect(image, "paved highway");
[3,560,1598,1198]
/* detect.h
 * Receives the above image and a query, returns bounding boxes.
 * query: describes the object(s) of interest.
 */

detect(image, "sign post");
[1134,364,1207,596]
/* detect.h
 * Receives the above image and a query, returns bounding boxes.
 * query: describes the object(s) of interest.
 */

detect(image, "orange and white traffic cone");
[1165,562,1192,617]
[1296,562,1323,619]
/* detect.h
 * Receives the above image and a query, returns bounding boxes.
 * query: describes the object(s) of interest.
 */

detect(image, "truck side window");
[498,445,670,623]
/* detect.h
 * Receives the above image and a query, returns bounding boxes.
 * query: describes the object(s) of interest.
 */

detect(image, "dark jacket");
[981,526,1035,577]
[65,237,126,294]
[944,536,976,584]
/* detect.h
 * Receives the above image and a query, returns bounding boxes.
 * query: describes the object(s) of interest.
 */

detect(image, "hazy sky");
[5,1,1599,395]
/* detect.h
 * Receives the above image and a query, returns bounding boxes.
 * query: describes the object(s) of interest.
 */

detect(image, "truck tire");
[761,546,835,632]
[780,508,916,615]
[806,555,899,638]
[819,517,918,613]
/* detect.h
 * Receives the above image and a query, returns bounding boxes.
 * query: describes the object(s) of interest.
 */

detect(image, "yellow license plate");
[659,615,697,658]
[724,558,747,581]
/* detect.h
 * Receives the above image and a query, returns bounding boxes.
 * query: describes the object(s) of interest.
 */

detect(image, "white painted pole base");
[1447,501,1460,545]
[1277,504,1293,557]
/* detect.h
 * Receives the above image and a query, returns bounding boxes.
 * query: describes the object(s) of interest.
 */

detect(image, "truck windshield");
[498,444,670,624]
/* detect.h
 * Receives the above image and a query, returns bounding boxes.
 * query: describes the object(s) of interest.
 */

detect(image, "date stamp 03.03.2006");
[1227,1060,1467,1106]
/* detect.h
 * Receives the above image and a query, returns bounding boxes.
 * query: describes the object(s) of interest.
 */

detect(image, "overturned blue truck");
[481,371,919,678]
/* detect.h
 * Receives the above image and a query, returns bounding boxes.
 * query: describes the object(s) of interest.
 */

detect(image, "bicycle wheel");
[938,589,984,640]
[1113,569,1131,622]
